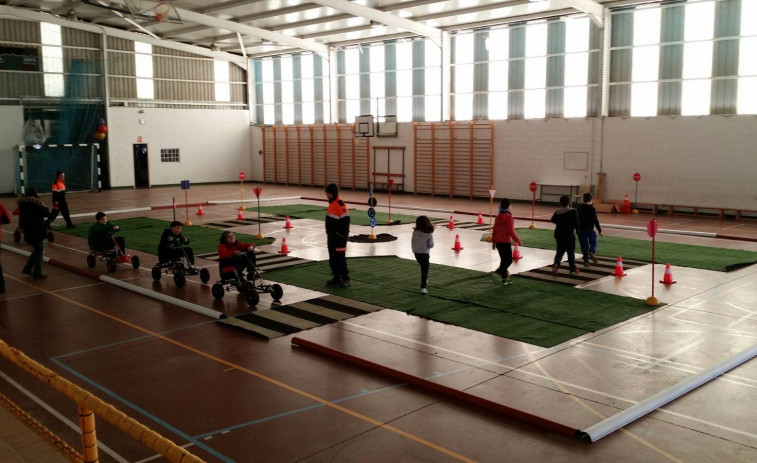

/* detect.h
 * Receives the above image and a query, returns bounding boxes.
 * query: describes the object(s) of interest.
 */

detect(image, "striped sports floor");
[202,215,285,229]
[195,250,311,272]
[517,255,648,286]
[429,217,490,231]
[219,294,383,339]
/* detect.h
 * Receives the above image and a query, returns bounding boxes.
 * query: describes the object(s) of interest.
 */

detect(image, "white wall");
[107,107,252,187]
[0,106,24,194]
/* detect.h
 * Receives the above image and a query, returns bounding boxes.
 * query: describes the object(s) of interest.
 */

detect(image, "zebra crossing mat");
[348,233,398,243]
[202,215,285,229]
[219,294,383,339]
[517,256,648,286]
[429,218,490,231]
[195,250,311,272]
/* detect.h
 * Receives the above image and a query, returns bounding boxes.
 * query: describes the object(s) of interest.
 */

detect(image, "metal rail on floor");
[0,338,204,463]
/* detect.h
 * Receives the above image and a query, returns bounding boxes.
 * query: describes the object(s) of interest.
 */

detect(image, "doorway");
[133,144,149,188]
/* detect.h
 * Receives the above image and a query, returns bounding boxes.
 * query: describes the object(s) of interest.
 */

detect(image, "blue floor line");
[49,358,235,463]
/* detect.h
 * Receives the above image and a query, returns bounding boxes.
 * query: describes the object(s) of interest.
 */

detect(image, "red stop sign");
[529,181,538,192]
[238,171,246,181]
[647,219,658,237]
[633,172,641,182]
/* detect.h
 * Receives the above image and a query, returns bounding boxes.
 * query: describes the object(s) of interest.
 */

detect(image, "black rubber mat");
[517,256,648,286]
[195,250,311,272]
[430,217,490,231]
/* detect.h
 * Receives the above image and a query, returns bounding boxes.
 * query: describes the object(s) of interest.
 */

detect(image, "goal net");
[15,144,101,195]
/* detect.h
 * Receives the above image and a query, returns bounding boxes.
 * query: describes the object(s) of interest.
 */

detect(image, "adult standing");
[18,188,50,279]
[46,170,76,228]
[324,183,351,287]
[0,202,11,293]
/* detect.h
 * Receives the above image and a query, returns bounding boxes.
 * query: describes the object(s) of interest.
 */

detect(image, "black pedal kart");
[151,247,210,287]
[211,255,283,307]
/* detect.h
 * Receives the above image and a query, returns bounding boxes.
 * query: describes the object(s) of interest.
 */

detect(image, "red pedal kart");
[86,231,140,273]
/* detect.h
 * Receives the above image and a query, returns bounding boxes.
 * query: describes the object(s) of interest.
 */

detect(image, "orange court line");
[4,275,475,463]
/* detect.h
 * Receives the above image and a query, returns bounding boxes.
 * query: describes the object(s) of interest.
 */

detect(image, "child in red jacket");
[491,198,522,285]
[218,231,256,278]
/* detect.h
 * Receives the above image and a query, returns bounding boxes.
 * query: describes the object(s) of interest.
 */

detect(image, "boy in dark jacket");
[551,195,580,275]
[325,183,351,287]
[577,192,603,266]
[158,221,194,266]
[17,188,50,278]
[88,212,125,254]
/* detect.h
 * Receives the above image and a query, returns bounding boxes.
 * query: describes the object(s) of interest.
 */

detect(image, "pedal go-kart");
[211,254,283,307]
[151,246,210,287]
[86,232,140,273]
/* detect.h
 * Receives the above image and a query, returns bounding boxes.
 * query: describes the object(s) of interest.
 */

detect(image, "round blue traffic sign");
[370,218,376,227]
[367,207,376,218]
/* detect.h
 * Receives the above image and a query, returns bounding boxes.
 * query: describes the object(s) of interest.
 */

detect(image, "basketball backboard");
[354,115,375,137]
[124,0,182,24]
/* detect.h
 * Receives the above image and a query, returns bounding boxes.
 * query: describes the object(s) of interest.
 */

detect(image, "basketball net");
[154,1,170,22]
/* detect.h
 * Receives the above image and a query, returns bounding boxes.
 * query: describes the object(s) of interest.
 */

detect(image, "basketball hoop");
[154,1,170,22]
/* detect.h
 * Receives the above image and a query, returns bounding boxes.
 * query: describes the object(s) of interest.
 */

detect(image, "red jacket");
[218,240,254,274]
[492,211,521,245]
[0,203,10,242]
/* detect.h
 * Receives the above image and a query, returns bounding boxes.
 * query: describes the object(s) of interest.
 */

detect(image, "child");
[551,195,580,275]
[411,216,435,294]
[46,170,75,228]
[0,201,11,292]
[18,188,50,278]
[491,198,522,285]
[88,212,125,254]
[218,231,256,278]
[158,221,194,266]
[577,192,603,266]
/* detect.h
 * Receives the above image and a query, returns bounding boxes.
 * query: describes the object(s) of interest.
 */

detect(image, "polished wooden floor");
[1,184,757,462]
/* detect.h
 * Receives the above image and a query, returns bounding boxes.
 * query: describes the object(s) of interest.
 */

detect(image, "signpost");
[645,219,659,306]
[253,186,263,239]
[368,189,378,240]
[633,172,641,214]
[529,181,538,229]
[486,188,496,242]
[180,180,191,226]
[238,171,246,211]
[387,179,394,224]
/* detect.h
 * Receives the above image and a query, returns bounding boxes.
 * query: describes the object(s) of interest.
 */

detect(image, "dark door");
[133,144,149,188]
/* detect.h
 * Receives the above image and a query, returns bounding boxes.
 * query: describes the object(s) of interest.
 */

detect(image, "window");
[524,22,547,119]
[630,7,660,117]
[134,42,154,100]
[738,0,757,114]
[488,28,509,120]
[453,33,474,120]
[214,60,231,102]
[681,1,714,116]
[160,148,180,162]
[40,23,64,97]
[564,17,590,118]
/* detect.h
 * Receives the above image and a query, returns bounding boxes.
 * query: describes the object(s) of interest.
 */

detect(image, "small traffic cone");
[621,194,631,214]
[447,215,455,229]
[196,204,205,216]
[451,234,464,252]
[278,237,289,255]
[476,212,485,225]
[512,243,522,260]
[283,215,293,229]
[237,207,244,220]
[659,263,677,285]
[613,257,627,277]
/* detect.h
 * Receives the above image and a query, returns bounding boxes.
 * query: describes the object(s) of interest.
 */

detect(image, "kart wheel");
[245,290,260,307]
[173,272,186,288]
[271,284,283,302]
[151,266,162,281]
[86,254,96,268]
[131,255,140,270]
[106,260,117,273]
[199,268,210,284]
[47,231,54,243]
[13,229,21,243]
[211,283,225,300]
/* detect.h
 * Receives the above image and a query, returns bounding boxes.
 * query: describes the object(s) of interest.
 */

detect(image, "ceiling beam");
[174,6,329,56]
[559,0,604,28]
[0,5,246,65]
[307,0,442,43]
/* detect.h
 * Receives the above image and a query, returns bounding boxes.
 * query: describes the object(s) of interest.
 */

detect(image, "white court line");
[133,443,196,463]
[0,371,129,463]
[52,282,106,292]
[338,320,757,442]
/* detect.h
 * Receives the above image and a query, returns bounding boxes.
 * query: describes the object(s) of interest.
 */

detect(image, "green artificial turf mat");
[54,217,274,255]
[263,256,660,348]
[490,228,757,272]
[254,203,419,226]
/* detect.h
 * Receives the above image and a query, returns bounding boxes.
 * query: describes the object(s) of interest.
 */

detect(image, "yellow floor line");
[5,275,475,463]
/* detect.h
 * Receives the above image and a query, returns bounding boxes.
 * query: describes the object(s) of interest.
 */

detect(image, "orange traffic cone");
[613,257,627,277]
[659,263,677,284]
[447,215,455,229]
[237,207,244,220]
[621,194,631,214]
[476,212,485,225]
[451,234,464,252]
[283,215,293,229]
[196,204,205,216]
[512,243,522,260]
[278,237,289,255]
